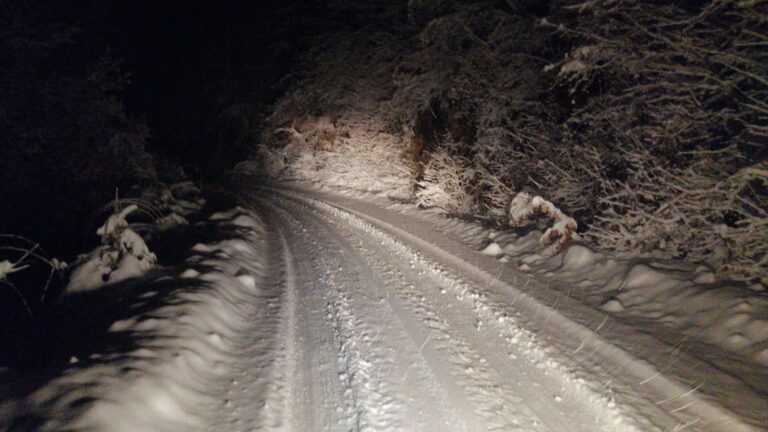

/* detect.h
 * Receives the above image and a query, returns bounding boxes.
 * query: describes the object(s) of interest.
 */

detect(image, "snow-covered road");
[217,187,759,432]
[6,186,763,432]
[248,192,621,431]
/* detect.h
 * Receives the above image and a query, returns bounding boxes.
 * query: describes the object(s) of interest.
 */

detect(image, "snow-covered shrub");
[64,180,205,293]
[543,0,768,283]
[265,112,412,195]
[588,151,768,285]
[415,141,514,218]
[473,163,514,218]
[508,192,578,252]
[416,150,474,213]
[258,27,414,196]
[67,205,156,293]
[287,138,412,196]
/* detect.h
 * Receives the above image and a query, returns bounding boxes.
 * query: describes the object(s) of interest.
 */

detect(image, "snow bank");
[365,188,768,368]
[12,207,268,431]
[500,234,768,367]
[606,264,768,366]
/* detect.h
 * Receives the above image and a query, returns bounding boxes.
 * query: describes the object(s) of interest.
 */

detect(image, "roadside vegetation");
[257,0,767,286]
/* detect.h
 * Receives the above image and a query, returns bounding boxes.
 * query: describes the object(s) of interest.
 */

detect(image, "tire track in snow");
[205,219,294,431]
[251,224,301,430]
[270,192,630,432]
[254,200,353,431]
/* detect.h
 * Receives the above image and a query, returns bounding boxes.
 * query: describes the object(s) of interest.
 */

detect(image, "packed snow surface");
[3,184,765,431]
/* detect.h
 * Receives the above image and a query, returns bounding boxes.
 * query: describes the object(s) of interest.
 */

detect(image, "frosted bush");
[588,152,767,285]
[264,113,413,196]
[415,150,474,213]
[67,204,156,293]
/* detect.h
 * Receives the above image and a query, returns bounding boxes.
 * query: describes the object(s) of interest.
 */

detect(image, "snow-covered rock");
[480,242,503,257]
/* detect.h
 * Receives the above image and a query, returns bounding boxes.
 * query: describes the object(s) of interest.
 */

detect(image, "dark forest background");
[2,0,306,258]
[0,0,338,331]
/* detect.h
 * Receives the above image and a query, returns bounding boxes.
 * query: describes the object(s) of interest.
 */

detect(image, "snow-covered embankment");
[9,206,269,431]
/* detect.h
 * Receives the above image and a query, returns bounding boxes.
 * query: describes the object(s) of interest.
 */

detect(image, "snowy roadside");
[254,179,768,429]
[1,189,272,431]
[267,179,768,364]
[389,201,768,368]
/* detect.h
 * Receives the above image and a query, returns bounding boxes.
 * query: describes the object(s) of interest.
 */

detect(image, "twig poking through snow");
[418,334,432,352]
